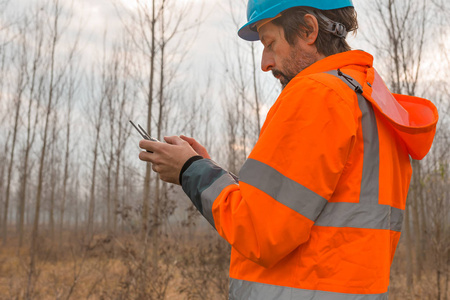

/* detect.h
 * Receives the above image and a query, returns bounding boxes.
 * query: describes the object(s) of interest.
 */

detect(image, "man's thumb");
[164,135,184,145]
[180,135,195,146]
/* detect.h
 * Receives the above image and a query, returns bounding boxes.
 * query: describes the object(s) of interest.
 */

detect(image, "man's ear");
[303,14,319,45]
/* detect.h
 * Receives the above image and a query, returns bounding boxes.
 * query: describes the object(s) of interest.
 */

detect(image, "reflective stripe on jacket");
[181,50,438,299]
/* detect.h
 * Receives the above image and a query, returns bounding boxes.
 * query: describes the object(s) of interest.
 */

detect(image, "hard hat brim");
[238,23,260,42]
[238,2,287,41]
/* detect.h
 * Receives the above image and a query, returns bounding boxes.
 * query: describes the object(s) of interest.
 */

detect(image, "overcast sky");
[5,0,447,119]
[7,0,447,83]
[5,0,377,88]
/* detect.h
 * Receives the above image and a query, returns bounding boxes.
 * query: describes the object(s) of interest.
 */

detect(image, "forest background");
[0,0,448,299]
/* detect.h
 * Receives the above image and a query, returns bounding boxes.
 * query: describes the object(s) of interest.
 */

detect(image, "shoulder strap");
[324,69,364,94]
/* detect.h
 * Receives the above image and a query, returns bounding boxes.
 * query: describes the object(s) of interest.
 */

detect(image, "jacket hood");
[299,50,438,160]
[361,68,439,160]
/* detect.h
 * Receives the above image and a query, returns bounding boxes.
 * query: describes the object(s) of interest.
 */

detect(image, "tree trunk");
[404,201,414,296]
[411,160,423,279]
[2,49,25,246]
[0,132,9,240]
[59,86,72,248]
[106,162,112,232]
[87,108,103,240]
[28,2,60,293]
[48,115,58,244]
[18,22,43,247]
[142,0,156,241]
[250,43,261,137]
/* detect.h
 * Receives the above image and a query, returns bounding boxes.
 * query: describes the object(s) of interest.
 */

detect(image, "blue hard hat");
[238,0,354,41]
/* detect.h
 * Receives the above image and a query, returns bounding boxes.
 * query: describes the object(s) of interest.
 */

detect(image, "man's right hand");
[180,135,211,159]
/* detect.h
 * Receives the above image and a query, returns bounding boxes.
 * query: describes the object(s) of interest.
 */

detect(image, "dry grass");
[389,243,450,300]
[1,228,447,299]
[0,228,229,300]
[1,236,122,299]
[389,272,450,300]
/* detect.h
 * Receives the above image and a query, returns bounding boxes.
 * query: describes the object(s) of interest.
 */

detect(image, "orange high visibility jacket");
[181,50,438,300]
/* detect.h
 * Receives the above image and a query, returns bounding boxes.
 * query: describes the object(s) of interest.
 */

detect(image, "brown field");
[0,228,230,300]
[0,228,448,300]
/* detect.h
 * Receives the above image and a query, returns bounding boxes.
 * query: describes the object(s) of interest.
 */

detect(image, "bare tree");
[1,25,28,246]
[59,61,78,248]
[114,0,158,240]
[99,42,119,234]
[97,34,134,236]
[113,37,135,234]
[86,62,106,240]
[177,71,216,157]
[0,12,12,229]
[422,5,450,296]
[27,0,62,291]
[27,0,78,296]
[17,9,44,248]
[0,131,12,236]
[220,0,271,172]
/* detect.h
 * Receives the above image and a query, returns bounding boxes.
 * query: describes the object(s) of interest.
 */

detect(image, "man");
[138,0,438,299]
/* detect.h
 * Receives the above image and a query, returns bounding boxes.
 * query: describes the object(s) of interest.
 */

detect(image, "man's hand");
[139,136,199,185]
[180,135,211,159]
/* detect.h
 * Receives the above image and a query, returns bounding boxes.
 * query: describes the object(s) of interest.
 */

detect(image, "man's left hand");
[139,136,199,185]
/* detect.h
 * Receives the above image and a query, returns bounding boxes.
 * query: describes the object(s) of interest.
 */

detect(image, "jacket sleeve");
[181,78,357,268]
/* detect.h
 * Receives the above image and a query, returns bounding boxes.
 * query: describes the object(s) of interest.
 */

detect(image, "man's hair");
[272,7,358,57]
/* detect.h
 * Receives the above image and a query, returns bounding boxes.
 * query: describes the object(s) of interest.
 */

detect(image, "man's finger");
[139,150,154,162]
[164,135,185,145]
[139,139,160,152]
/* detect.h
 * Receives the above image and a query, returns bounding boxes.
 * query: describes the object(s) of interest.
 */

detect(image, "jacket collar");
[299,50,373,77]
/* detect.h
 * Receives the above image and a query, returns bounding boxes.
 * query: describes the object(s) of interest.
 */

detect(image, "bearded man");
[138,1,438,299]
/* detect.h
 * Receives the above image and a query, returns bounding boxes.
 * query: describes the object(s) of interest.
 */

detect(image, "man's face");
[258,22,317,89]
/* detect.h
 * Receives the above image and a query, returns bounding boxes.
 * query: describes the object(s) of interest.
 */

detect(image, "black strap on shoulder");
[325,69,364,94]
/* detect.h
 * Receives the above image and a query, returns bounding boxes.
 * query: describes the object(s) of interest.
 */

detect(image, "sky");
[5,0,373,88]
[7,0,447,85]
[19,0,240,76]
[4,0,447,124]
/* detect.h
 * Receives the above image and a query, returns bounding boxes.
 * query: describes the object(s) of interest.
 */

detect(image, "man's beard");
[272,46,317,89]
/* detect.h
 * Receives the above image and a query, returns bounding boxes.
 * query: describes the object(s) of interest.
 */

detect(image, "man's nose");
[261,48,274,72]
